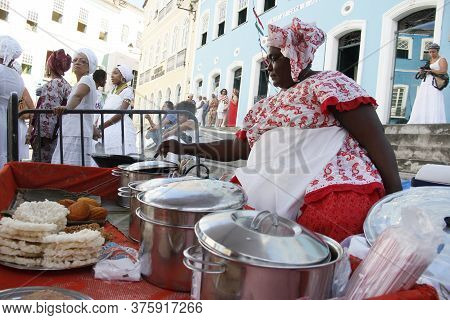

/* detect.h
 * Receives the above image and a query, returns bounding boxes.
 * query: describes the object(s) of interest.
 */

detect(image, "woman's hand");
[25,132,32,145]
[157,139,184,157]
[93,126,102,140]
[53,106,67,116]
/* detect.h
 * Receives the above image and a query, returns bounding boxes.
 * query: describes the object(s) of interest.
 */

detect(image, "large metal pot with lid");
[183,210,343,300]
[136,179,247,292]
[114,160,179,208]
[127,176,200,242]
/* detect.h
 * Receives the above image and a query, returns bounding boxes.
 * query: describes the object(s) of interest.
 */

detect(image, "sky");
[127,0,145,8]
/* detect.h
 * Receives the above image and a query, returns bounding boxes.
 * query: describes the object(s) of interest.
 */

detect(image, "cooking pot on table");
[90,153,146,168]
[183,210,343,300]
[137,179,247,292]
[113,160,179,208]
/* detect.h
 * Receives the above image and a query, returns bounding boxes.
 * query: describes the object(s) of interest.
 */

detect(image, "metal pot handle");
[111,169,122,177]
[184,164,210,179]
[250,210,279,230]
[183,245,226,274]
[117,187,132,198]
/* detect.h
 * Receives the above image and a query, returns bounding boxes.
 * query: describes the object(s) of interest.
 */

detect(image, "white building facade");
[0,0,144,95]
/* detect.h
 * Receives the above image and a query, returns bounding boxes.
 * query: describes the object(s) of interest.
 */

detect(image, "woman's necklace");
[113,83,128,95]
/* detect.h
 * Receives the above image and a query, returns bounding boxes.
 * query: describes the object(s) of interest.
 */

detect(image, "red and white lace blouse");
[236,71,385,203]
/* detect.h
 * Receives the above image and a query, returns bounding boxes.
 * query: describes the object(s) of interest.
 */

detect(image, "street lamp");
[176,0,198,14]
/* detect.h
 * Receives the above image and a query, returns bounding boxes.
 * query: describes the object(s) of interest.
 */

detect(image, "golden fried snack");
[67,201,90,221]
[89,206,108,220]
[57,199,75,208]
[77,197,100,207]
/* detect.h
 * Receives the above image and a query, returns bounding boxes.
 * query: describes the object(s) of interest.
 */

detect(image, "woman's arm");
[430,58,448,75]
[331,104,402,195]
[66,84,90,110]
[102,99,130,129]
[158,137,250,162]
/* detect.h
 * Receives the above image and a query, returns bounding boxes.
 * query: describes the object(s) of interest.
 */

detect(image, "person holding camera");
[408,43,448,124]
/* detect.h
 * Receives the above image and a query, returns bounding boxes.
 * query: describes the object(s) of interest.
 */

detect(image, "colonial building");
[0,0,144,94]
[135,0,197,111]
[191,0,449,126]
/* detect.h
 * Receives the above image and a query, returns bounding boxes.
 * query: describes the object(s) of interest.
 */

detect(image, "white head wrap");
[0,36,22,66]
[75,48,98,74]
[116,64,133,82]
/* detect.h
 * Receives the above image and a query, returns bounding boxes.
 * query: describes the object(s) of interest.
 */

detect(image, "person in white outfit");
[408,43,448,124]
[97,65,137,155]
[0,36,25,168]
[52,48,99,166]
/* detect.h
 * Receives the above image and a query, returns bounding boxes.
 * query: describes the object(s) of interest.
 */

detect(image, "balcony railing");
[167,55,176,72]
[152,66,165,80]
[176,49,187,68]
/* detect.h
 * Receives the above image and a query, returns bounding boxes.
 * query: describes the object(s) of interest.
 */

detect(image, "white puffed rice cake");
[43,247,100,258]
[43,229,104,244]
[42,257,98,269]
[0,237,44,254]
[0,253,42,267]
[0,217,57,232]
[0,246,42,258]
[44,237,105,250]
[14,200,68,231]
[0,229,52,243]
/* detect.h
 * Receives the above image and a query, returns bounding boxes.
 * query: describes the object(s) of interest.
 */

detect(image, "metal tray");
[0,260,96,271]
[364,186,450,245]
[0,286,92,300]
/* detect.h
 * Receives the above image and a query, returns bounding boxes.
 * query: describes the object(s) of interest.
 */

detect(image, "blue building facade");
[190,0,450,126]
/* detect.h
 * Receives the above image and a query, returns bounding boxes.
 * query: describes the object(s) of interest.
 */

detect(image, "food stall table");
[0,162,189,300]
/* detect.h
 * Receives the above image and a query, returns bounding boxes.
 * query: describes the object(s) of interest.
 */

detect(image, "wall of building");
[135,0,197,111]
[191,0,449,126]
[0,0,143,97]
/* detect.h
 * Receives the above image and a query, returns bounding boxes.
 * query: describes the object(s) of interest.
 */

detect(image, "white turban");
[117,64,133,82]
[76,48,98,74]
[0,35,22,66]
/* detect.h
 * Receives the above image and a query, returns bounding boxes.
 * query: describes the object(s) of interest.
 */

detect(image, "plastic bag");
[94,242,141,282]
[332,247,351,298]
[344,206,443,299]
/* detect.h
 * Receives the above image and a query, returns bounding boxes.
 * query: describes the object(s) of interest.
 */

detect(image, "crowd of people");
[0,35,203,167]
[188,88,240,128]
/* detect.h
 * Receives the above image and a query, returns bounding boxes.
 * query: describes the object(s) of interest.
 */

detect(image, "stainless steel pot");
[183,210,342,300]
[114,161,178,208]
[128,176,200,242]
[137,179,247,292]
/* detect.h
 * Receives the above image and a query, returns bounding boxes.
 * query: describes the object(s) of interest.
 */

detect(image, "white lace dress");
[408,58,447,124]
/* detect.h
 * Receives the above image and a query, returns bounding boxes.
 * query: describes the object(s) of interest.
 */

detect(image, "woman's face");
[220,89,227,96]
[111,68,124,85]
[428,49,439,59]
[266,46,295,89]
[72,53,89,76]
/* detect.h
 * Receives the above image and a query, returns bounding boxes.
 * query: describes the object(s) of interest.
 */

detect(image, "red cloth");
[227,99,238,127]
[0,162,119,211]
[47,49,71,77]
[298,188,383,242]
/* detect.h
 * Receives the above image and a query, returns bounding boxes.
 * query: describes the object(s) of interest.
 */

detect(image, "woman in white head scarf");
[0,36,25,167]
[51,48,99,166]
[97,64,137,155]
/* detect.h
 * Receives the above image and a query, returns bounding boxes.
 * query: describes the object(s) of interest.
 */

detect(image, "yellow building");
[136,0,198,113]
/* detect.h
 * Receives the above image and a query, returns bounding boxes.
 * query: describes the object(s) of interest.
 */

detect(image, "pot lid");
[195,210,331,268]
[137,179,246,212]
[129,176,200,192]
[124,160,178,173]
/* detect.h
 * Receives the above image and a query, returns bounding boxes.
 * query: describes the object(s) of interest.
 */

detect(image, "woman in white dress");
[216,89,229,127]
[0,36,24,168]
[52,48,99,166]
[408,43,448,124]
[98,65,137,155]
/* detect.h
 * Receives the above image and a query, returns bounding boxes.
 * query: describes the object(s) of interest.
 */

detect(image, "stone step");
[384,124,450,136]
[385,133,450,148]
[392,145,450,164]
[395,158,446,174]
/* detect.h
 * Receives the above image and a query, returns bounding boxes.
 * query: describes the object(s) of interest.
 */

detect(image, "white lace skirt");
[102,116,137,155]
[52,136,93,166]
